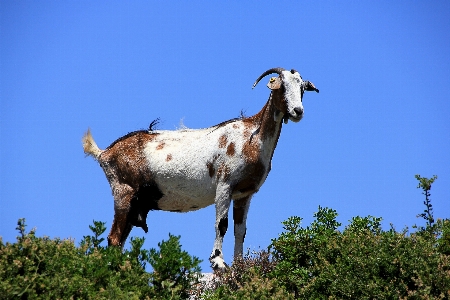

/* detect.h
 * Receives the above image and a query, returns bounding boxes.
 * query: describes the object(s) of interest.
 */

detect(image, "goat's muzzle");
[287,107,304,123]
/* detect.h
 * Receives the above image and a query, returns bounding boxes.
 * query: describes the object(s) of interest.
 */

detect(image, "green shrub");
[268,209,450,299]
[0,219,202,299]
[149,233,202,299]
[264,175,450,299]
[438,219,450,256]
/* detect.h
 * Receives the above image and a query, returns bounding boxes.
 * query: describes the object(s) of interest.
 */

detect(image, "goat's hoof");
[210,256,228,271]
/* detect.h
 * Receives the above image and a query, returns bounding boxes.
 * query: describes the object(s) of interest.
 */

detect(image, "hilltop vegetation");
[201,208,450,299]
[1,175,449,299]
[0,221,201,299]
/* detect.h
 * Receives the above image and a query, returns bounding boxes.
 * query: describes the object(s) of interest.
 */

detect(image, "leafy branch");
[415,174,438,227]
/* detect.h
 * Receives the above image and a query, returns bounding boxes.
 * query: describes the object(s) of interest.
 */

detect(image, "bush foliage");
[1,175,449,299]
[0,220,202,299]
[269,208,450,299]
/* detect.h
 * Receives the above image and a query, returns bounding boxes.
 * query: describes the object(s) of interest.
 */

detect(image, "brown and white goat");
[82,67,318,269]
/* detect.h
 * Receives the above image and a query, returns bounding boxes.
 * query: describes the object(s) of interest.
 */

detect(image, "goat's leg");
[210,184,231,270]
[107,183,134,247]
[233,196,252,258]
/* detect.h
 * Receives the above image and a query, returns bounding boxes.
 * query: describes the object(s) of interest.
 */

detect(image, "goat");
[82,67,319,269]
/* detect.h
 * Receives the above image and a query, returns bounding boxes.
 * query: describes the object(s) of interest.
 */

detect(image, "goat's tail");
[82,128,103,160]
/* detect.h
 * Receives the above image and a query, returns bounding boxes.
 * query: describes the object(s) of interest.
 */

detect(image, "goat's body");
[83,68,318,269]
[88,111,278,212]
[146,118,278,212]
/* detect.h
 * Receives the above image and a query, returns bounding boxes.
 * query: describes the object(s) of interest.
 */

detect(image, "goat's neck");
[245,91,283,155]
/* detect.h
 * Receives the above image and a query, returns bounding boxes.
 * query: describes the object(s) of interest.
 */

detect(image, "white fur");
[144,120,269,212]
[281,70,304,122]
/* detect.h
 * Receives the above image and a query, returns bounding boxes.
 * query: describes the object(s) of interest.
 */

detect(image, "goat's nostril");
[294,107,303,116]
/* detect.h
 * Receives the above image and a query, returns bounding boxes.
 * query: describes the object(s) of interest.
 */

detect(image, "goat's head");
[253,67,319,123]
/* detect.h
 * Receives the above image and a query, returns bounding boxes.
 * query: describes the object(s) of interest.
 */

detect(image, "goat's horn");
[252,67,285,89]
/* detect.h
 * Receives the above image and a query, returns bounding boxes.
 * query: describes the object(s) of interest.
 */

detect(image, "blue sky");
[1,2,449,271]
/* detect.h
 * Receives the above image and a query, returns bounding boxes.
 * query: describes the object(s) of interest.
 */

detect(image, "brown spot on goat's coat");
[156,141,165,150]
[218,135,227,148]
[217,163,231,182]
[242,138,259,163]
[206,154,220,178]
[226,142,235,156]
[166,154,172,161]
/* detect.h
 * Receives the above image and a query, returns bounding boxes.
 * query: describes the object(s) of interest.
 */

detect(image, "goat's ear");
[305,81,319,93]
[267,77,282,90]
